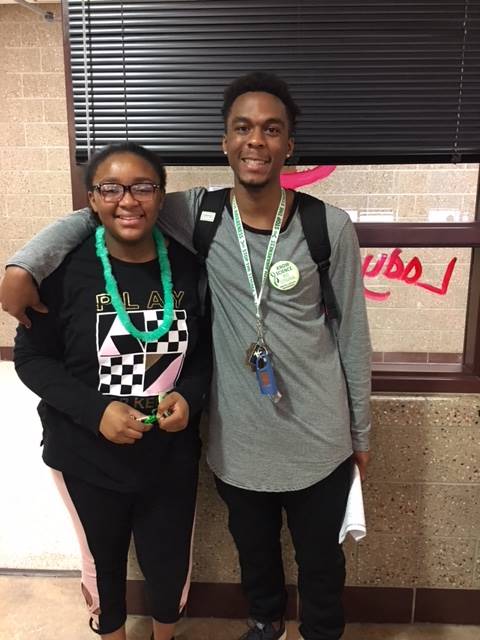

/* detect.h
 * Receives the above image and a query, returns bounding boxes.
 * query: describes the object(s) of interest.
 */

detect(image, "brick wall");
[0,3,71,343]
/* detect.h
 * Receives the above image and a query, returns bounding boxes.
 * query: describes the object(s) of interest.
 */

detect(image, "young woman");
[14,142,211,640]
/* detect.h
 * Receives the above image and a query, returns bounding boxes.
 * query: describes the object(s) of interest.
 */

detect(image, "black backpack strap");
[193,188,229,316]
[193,188,229,259]
[298,192,339,321]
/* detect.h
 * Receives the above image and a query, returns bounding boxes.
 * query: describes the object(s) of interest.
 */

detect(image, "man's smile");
[241,158,270,167]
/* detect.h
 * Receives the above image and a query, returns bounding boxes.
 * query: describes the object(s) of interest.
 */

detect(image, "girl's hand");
[99,401,153,444]
[157,392,190,432]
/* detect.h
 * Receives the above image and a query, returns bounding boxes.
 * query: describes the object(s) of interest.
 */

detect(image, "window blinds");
[68,0,480,165]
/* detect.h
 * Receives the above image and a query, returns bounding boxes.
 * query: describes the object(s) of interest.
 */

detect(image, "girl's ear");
[87,190,98,213]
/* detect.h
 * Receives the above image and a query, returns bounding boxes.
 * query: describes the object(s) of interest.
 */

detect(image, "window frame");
[61,2,480,394]
[359,204,480,392]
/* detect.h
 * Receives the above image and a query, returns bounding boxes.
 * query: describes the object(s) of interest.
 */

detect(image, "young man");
[1,72,371,640]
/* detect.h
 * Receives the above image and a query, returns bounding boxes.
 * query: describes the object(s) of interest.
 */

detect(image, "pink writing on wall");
[278,168,458,304]
[362,248,457,301]
[280,165,336,189]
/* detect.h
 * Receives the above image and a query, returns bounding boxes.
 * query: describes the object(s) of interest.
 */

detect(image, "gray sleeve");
[6,208,96,285]
[329,215,372,451]
[158,187,207,252]
[6,186,208,285]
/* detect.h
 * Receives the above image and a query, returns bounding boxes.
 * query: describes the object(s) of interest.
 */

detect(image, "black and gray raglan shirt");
[9,188,371,492]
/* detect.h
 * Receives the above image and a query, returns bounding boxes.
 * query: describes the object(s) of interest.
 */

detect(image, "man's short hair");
[222,71,301,134]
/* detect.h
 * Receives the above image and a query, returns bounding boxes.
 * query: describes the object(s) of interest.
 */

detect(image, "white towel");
[338,463,366,543]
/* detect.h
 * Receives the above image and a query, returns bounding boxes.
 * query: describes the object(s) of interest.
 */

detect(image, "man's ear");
[287,137,294,158]
[222,134,227,155]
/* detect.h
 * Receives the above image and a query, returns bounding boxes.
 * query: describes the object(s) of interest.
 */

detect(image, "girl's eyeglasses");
[93,182,161,203]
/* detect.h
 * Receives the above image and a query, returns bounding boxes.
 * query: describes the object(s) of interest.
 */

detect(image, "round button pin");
[269,260,300,291]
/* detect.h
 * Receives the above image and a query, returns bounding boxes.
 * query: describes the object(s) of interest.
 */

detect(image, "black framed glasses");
[93,182,161,203]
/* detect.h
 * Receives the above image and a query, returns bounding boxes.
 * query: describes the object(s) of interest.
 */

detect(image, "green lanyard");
[232,189,286,339]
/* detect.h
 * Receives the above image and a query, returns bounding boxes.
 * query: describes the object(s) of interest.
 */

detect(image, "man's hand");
[0,266,48,328]
[353,450,370,482]
[157,392,190,432]
[99,401,153,445]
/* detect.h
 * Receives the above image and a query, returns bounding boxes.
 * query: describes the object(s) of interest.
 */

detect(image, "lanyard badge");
[255,347,282,403]
[232,189,286,403]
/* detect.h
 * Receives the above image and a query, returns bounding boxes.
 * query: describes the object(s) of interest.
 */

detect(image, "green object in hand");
[142,414,158,425]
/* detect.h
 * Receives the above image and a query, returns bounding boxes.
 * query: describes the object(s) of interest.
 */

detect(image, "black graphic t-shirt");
[14,235,211,492]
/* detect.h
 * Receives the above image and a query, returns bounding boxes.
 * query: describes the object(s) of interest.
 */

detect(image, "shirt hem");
[206,451,353,493]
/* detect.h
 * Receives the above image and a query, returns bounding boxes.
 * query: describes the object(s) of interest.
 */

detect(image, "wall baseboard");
[0,347,13,360]
[2,573,477,624]
[126,581,480,625]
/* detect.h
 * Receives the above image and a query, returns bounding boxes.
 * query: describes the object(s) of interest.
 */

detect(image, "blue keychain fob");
[255,351,282,403]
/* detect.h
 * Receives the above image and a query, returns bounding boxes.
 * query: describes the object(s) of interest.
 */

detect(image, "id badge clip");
[255,352,282,403]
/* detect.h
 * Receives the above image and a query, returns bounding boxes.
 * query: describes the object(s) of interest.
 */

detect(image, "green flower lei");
[95,225,174,342]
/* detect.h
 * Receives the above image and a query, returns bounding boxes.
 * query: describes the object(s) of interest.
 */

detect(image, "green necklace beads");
[95,226,174,342]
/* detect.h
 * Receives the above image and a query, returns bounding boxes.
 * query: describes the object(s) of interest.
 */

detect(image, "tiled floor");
[1,575,479,640]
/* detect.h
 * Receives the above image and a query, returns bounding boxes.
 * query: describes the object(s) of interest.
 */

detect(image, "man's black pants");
[215,458,351,640]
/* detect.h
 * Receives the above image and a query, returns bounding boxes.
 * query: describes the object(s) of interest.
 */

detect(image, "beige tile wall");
[0,4,70,343]
[2,2,480,594]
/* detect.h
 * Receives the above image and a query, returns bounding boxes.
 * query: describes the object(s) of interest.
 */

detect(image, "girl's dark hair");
[222,71,301,134]
[84,142,167,191]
